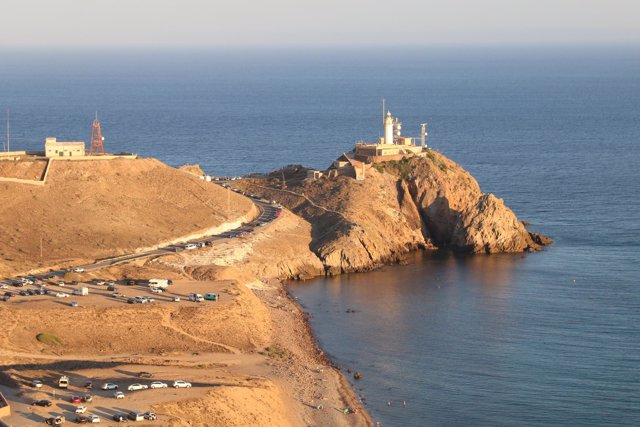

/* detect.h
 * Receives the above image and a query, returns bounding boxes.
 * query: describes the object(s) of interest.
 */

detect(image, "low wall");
[0,391,10,420]
[53,154,138,161]
[0,176,45,186]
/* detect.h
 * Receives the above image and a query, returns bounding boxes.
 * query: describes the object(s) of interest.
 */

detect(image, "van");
[127,411,145,421]
[148,279,172,289]
[188,293,204,302]
[72,287,88,296]
[58,375,69,388]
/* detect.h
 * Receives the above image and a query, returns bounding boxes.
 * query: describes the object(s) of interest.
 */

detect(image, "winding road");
[1,189,281,285]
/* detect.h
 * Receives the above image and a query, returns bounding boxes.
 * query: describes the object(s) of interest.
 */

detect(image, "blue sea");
[1,46,639,426]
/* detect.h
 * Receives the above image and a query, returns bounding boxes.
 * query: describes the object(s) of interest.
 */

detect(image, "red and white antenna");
[89,112,105,155]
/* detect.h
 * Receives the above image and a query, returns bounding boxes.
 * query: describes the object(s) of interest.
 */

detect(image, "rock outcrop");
[240,151,551,274]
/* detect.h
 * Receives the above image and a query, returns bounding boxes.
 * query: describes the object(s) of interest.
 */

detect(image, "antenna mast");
[89,112,105,155]
[5,108,10,152]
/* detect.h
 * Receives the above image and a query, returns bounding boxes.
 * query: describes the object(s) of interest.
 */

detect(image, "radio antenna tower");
[89,112,104,155]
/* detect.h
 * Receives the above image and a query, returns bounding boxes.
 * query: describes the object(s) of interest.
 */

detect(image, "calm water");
[1,46,639,426]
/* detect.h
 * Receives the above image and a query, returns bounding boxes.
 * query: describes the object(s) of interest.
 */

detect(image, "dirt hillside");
[0,157,254,277]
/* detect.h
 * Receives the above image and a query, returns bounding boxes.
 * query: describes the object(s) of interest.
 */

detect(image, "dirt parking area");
[0,355,269,426]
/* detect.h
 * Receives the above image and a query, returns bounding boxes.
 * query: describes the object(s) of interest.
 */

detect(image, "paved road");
[1,190,281,285]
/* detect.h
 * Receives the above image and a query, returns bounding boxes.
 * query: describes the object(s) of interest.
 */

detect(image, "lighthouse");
[384,111,394,145]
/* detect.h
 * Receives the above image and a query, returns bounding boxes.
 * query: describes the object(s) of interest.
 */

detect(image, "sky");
[0,0,638,47]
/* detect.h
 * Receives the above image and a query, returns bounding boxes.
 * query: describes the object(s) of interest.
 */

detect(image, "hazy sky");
[1,0,638,46]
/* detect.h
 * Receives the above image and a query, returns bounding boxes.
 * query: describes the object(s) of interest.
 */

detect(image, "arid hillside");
[238,150,551,274]
[0,157,255,277]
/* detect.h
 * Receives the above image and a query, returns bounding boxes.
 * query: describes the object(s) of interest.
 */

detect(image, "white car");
[184,243,197,250]
[73,268,85,273]
[113,391,124,399]
[0,284,8,289]
[88,415,100,423]
[127,383,148,391]
[32,380,43,388]
[149,381,168,389]
[21,278,34,285]
[75,406,87,414]
[55,292,69,298]
[96,281,105,285]
[150,287,163,294]
[172,380,192,388]
[58,281,65,286]
[101,383,118,390]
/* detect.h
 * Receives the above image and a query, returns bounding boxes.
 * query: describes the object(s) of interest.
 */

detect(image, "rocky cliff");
[241,150,551,275]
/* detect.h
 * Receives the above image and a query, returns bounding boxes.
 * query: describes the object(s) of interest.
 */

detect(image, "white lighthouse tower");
[384,111,394,145]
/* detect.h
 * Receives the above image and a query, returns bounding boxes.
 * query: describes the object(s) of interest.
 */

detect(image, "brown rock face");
[242,151,551,274]
[408,152,546,253]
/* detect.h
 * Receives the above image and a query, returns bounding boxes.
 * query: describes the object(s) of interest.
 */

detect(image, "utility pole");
[5,108,9,152]
[281,171,286,189]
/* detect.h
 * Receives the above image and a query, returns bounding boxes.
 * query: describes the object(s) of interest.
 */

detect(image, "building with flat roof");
[45,137,85,158]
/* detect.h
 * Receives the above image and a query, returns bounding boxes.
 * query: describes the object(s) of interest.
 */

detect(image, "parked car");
[150,287,163,294]
[73,268,85,273]
[84,381,93,389]
[31,399,52,407]
[4,291,16,297]
[144,412,157,421]
[75,406,87,414]
[58,281,65,286]
[149,381,167,389]
[204,293,218,301]
[81,395,93,403]
[87,415,100,423]
[71,301,79,307]
[113,391,125,399]
[1,295,10,302]
[137,371,153,378]
[45,415,65,425]
[111,292,123,297]
[95,281,105,286]
[127,383,148,391]
[173,380,192,388]
[31,379,43,388]
[101,383,118,390]
[55,292,69,298]
[112,414,127,423]
[173,297,181,302]
[107,284,117,291]
[184,243,197,250]
[75,415,89,424]
[127,298,136,304]
[0,284,8,289]
[188,293,204,302]
[70,396,82,403]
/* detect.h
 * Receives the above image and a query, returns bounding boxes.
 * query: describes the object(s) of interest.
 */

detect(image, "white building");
[44,137,85,158]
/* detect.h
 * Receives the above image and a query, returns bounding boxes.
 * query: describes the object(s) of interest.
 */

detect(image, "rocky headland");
[238,150,551,276]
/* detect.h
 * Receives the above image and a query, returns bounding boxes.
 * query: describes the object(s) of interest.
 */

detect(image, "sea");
[1,46,639,426]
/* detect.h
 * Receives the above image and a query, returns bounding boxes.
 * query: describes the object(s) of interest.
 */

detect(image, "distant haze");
[1,0,639,47]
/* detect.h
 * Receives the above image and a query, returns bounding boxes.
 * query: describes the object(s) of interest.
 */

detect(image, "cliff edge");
[241,150,551,274]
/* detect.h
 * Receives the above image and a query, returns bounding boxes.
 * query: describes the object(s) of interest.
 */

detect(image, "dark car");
[107,285,117,291]
[84,381,93,389]
[4,292,16,297]
[137,371,153,378]
[19,290,28,296]
[75,415,89,423]
[31,399,52,407]
[1,295,9,302]
[112,414,127,423]
[81,394,93,403]
[126,280,136,286]
[127,298,136,304]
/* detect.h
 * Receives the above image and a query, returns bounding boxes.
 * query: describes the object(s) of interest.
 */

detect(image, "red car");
[70,396,82,403]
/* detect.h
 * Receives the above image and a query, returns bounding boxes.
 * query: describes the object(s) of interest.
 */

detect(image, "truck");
[58,375,69,389]
[148,279,172,289]
[72,287,88,296]
[188,293,204,302]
